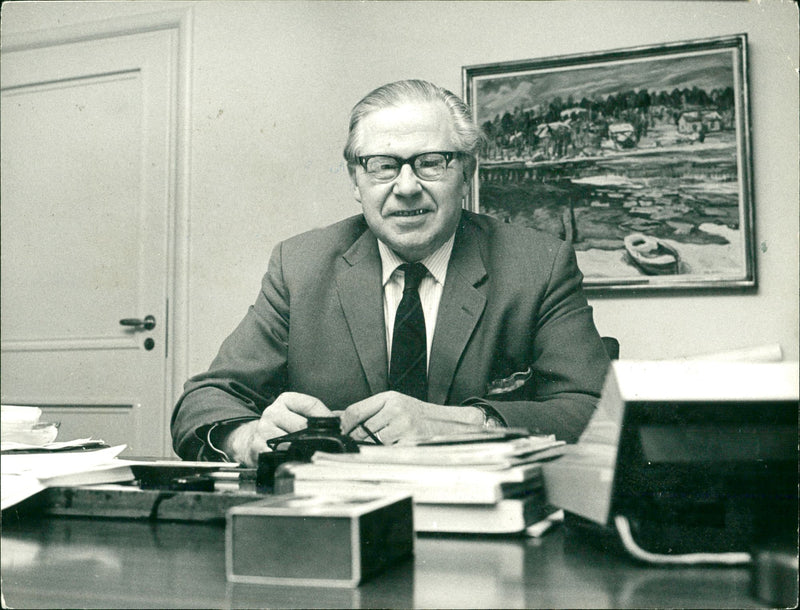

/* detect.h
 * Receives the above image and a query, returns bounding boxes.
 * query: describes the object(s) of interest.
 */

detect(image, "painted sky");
[473,49,735,122]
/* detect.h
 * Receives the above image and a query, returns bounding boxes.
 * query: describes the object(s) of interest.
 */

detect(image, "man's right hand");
[219,392,332,466]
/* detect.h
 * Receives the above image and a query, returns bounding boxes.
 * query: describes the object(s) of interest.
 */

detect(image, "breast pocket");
[485,366,532,399]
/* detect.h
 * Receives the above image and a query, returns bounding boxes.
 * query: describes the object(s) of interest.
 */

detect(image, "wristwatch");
[477,405,505,430]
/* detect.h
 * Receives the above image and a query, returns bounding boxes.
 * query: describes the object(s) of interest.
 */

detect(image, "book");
[288,434,563,534]
[313,435,565,469]
[38,462,135,488]
[284,462,542,504]
[414,491,549,534]
[1,444,128,477]
[292,460,543,485]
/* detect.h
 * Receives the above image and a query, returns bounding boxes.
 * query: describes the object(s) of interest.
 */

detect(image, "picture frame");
[463,34,755,293]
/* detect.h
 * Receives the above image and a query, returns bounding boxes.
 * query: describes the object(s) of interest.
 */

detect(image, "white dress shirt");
[377,234,455,372]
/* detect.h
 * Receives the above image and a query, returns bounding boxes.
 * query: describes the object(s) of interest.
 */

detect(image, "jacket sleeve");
[469,240,610,443]
[170,244,291,459]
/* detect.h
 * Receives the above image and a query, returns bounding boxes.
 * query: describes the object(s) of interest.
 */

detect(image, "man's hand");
[340,391,484,445]
[220,392,332,466]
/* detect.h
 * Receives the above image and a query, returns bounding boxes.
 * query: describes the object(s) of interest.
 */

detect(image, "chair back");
[601,336,620,360]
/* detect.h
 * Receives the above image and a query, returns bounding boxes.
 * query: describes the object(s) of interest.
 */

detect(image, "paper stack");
[1,444,134,510]
[279,432,565,534]
[1,405,137,510]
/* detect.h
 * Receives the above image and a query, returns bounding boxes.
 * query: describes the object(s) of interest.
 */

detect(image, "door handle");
[119,315,156,331]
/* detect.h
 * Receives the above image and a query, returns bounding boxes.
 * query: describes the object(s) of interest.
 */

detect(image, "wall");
[4,0,798,378]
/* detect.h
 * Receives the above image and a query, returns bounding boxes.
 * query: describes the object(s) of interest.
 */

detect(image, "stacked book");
[277,431,565,534]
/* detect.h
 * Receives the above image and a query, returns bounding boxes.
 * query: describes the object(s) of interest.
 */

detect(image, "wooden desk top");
[1,513,765,609]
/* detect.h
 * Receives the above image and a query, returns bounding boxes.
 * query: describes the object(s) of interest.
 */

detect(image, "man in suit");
[171,80,610,466]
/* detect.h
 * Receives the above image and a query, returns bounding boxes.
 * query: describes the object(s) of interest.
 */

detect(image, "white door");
[1,26,181,456]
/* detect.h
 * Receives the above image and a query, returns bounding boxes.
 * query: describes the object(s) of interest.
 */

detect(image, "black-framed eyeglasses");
[356,151,460,183]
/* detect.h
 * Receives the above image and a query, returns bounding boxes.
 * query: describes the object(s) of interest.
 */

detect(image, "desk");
[1,513,764,609]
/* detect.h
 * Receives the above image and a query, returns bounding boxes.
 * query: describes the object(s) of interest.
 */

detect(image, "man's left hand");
[340,391,485,444]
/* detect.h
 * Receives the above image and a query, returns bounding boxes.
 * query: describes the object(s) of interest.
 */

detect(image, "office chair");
[601,336,620,360]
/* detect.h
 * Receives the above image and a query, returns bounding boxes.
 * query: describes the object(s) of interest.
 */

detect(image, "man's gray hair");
[343,79,484,179]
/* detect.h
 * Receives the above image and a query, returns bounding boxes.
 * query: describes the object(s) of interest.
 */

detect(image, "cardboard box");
[226,493,414,587]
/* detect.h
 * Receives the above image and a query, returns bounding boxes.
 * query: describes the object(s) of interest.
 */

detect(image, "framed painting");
[463,34,755,292]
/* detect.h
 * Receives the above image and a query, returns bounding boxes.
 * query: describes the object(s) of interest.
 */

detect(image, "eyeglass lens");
[364,153,450,182]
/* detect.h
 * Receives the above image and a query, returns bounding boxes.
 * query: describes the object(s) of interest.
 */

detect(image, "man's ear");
[348,167,362,203]
[460,174,470,200]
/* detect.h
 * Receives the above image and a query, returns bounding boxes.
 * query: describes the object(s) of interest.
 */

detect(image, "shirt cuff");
[199,417,259,462]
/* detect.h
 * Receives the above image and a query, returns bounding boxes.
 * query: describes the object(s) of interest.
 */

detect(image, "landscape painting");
[463,35,755,292]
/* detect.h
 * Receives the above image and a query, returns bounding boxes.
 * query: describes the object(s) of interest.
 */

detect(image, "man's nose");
[392,163,422,196]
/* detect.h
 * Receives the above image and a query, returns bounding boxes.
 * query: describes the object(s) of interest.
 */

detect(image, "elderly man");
[171,79,609,466]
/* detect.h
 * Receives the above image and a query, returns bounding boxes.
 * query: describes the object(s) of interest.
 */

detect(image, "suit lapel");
[336,230,389,395]
[428,220,487,404]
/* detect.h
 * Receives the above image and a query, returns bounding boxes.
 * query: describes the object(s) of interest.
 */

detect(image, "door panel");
[1,29,177,456]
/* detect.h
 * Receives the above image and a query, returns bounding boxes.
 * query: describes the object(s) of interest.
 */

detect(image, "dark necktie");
[389,262,428,400]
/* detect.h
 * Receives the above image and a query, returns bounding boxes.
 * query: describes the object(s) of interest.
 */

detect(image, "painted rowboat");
[624,233,679,275]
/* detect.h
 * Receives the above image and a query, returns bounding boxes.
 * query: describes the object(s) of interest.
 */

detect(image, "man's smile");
[390,209,430,217]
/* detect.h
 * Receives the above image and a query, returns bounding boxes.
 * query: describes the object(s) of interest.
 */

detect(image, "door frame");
[2,8,193,456]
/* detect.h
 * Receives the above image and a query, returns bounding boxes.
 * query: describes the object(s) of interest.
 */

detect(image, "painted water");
[478,131,744,279]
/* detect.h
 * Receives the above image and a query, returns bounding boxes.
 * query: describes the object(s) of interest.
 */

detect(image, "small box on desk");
[226,493,414,587]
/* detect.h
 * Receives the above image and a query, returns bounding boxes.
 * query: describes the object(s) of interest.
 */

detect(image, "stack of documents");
[1,443,133,510]
[1,405,137,510]
[280,432,565,534]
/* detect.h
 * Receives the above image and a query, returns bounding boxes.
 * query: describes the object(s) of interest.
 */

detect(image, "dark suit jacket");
[171,211,610,459]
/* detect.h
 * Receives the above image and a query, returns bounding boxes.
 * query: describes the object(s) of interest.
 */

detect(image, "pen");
[360,423,383,445]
